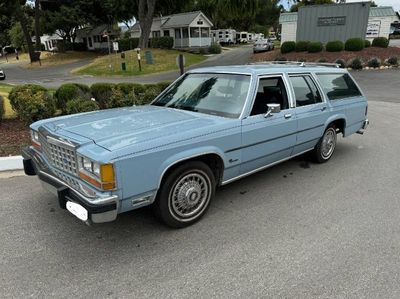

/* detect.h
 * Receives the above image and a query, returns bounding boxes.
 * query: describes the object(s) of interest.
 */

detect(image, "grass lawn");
[0,84,15,118]
[23,51,100,69]
[73,49,207,76]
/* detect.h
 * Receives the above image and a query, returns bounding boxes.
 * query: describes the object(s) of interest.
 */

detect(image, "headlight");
[78,155,115,191]
[30,130,41,149]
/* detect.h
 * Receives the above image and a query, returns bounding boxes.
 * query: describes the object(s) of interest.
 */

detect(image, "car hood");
[42,105,230,152]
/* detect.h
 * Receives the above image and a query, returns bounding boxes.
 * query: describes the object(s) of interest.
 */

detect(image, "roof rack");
[249,61,340,68]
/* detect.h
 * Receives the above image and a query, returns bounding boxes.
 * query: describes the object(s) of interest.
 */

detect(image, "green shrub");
[326,40,344,52]
[274,56,287,61]
[387,56,398,66]
[372,37,389,48]
[65,98,99,114]
[109,86,139,108]
[280,41,296,54]
[9,85,55,123]
[295,40,310,52]
[307,41,323,53]
[364,39,371,48]
[199,48,207,54]
[117,38,140,51]
[0,95,4,122]
[55,83,91,113]
[156,82,171,93]
[140,86,161,104]
[208,42,222,54]
[345,38,364,51]
[367,58,380,68]
[116,83,146,96]
[150,36,174,49]
[90,83,115,109]
[335,59,346,68]
[349,58,363,70]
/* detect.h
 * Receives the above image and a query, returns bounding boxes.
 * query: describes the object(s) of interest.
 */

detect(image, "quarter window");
[317,73,362,100]
[289,75,322,107]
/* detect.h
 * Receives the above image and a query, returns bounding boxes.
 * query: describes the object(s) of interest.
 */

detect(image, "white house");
[279,6,399,43]
[130,11,213,48]
[40,34,63,51]
[76,25,120,51]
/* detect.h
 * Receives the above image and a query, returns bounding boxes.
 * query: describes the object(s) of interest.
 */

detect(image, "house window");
[197,20,203,25]
[152,31,161,38]
[182,28,189,38]
[175,29,181,39]
[163,30,170,37]
[88,37,93,47]
[190,28,200,38]
[201,28,209,37]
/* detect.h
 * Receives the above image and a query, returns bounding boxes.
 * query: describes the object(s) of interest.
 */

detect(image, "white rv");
[236,31,248,43]
[211,29,237,44]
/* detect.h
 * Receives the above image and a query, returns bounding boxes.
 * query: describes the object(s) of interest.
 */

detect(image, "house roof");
[161,11,213,28]
[279,6,398,23]
[76,24,120,38]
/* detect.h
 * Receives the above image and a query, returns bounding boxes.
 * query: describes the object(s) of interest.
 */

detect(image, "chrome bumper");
[22,146,119,224]
[357,119,369,134]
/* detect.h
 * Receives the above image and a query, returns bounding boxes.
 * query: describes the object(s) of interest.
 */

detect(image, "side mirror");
[264,103,281,118]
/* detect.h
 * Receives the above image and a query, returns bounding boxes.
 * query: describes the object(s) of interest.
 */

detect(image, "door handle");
[321,106,327,111]
[284,113,292,119]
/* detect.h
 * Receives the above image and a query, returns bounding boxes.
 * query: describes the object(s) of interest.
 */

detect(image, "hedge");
[349,58,363,70]
[295,41,310,52]
[0,95,4,122]
[280,41,296,54]
[90,83,114,109]
[307,41,323,53]
[208,42,222,54]
[118,38,140,52]
[54,83,91,113]
[367,58,380,68]
[387,56,398,66]
[66,98,99,114]
[345,38,364,51]
[149,36,174,49]
[364,40,371,48]
[326,40,344,52]
[9,84,55,124]
[372,37,389,48]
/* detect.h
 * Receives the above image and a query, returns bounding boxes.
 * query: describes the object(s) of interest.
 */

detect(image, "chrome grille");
[39,133,78,175]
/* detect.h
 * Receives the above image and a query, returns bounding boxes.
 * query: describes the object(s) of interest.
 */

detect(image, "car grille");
[39,133,78,176]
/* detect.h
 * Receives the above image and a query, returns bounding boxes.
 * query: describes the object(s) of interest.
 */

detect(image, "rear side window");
[317,73,362,100]
[289,75,322,107]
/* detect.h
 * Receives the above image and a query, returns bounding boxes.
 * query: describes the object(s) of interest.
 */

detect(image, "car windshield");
[152,73,251,118]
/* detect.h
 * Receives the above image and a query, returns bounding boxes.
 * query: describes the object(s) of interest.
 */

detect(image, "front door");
[240,75,297,175]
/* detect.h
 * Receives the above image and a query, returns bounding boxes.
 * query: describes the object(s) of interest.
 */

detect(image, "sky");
[280,0,400,12]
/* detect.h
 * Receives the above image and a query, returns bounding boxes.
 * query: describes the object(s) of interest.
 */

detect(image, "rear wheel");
[154,161,215,228]
[312,125,337,163]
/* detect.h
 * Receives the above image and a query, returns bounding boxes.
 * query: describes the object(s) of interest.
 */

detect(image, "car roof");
[189,64,347,76]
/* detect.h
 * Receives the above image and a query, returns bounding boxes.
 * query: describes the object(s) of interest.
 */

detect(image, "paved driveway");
[0,70,400,298]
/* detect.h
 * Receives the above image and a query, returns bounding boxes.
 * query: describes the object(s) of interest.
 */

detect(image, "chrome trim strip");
[221,148,314,185]
[39,170,118,205]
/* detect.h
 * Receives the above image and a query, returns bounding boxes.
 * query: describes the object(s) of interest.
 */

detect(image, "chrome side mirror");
[264,103,281,118]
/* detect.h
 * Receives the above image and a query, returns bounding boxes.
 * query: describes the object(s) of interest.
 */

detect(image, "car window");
[250,76,289,116]
[152,73,250,118]
[289,75,322,107]
[317,73,362,100]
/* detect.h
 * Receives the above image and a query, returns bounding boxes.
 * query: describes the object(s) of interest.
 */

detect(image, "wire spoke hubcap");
[321,129,336,159]
[170,172,210,219]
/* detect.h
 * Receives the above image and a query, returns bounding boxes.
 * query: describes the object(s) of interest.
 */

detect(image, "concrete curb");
[0,156,23,172]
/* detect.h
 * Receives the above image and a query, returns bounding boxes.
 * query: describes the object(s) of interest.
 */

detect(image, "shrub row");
[9,82,171,124]
[281,37,389,54]
[149,36,174,49]
[0,95,4,122]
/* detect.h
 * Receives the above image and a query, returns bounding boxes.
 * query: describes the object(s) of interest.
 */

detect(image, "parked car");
[23,63,369,228]
[253,38,274,53]
[0,69,5,80]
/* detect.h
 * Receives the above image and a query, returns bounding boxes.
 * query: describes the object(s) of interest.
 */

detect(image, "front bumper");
[22,147,119,224]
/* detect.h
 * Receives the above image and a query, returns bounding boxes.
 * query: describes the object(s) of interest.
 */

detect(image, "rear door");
[288,73,329,155]
[239,74,297,175]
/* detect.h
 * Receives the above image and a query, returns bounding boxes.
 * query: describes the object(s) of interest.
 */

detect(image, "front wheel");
[153,161,215,228]
[312,126,337,163]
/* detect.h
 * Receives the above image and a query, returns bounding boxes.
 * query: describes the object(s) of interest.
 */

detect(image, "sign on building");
[366,20,381,38]
[318,16,346,26]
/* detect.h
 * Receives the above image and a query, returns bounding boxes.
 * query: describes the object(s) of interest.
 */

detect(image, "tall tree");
[138,0,157,49]
[34,0,41,50]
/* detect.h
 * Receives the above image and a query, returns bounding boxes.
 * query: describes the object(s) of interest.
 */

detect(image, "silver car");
[0,69,5,80]
[253,39,274,53]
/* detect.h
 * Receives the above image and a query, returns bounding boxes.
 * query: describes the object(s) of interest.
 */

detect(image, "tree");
[0,15,12,47]
[9,23,26,49]
[34,0,41,50]
[138,0,157,49]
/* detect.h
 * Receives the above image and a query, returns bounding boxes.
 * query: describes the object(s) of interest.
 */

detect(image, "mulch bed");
[252,47,400,63]
[0,119,30,157]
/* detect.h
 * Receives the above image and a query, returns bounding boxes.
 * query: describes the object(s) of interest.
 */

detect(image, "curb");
[0,156,23,172]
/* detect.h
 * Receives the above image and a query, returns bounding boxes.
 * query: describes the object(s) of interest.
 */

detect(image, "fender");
[156,146,226,189]
[324,114,347,136]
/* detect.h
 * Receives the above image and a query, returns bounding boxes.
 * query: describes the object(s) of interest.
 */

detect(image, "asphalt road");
[0,46,253,88]
[1,70,400,298]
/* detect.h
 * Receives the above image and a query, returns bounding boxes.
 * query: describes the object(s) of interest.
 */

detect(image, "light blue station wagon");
[23,62,369,227]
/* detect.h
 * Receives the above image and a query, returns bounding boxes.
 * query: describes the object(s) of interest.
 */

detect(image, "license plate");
[66,201,88,221]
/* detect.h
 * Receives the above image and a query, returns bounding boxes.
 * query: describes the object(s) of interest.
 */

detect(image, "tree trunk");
[138,0,157,49]
[15,4,38,62]
[34,0,41,50]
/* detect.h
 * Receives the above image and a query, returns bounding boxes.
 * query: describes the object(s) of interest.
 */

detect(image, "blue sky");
[279,0,400,11]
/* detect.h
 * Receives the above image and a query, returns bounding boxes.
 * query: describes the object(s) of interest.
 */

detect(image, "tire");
[153,161,216,228]
[312,125,337,163]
